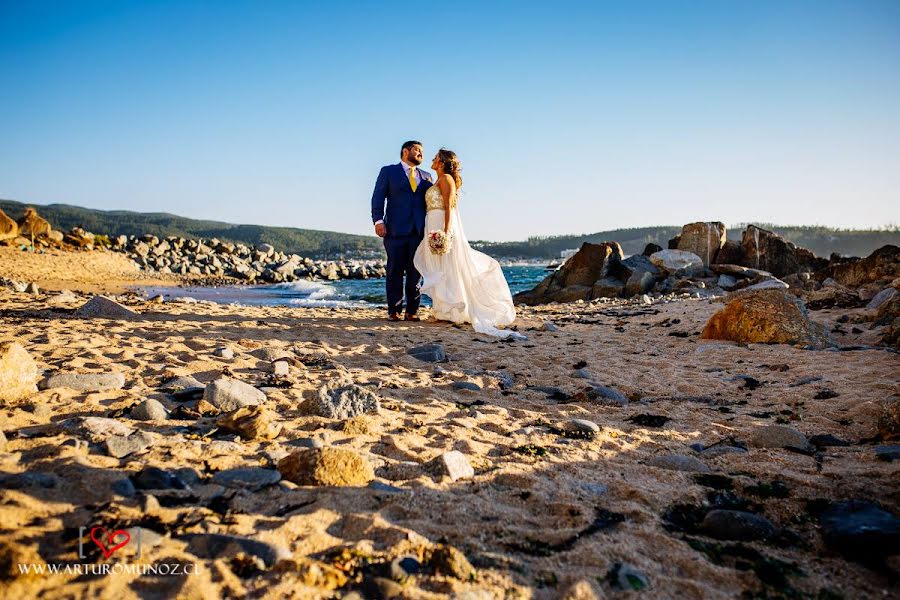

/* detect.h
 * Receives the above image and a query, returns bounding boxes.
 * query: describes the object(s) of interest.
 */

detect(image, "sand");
[0,250,898,599]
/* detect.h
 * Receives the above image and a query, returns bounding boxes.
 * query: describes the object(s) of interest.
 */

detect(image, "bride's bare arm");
[437,174,456,233]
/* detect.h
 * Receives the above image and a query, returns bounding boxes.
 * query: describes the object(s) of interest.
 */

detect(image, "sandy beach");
[0,250,898,599]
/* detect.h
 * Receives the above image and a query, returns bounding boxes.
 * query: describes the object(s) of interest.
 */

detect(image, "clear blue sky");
[1,0,898,241]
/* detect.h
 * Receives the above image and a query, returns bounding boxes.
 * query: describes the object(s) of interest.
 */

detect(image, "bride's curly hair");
[436,148,463,189]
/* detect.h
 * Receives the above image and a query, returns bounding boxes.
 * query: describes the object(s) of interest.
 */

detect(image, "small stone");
[131,466,189,490]
[809,434,850,448]
[211,468,281,491]
[75,295,138,319]
[131,398,168,421]
[203,378,265,412]
[277,448,374,486]
[310,384,380,419]
[428,545,475,581]
[748,424,811,450]
[542,322,560,332]
[111,478,137,496]
[875,445,900,462]
[572,368,593,379]
[700,509,776,541]
[701,446,748,457]
[819,500,900,562]
[213,347,234,359]
[216,406,281,440]
[40,372,126,392]
[182,533,290,568]
[640,294,652,305]
[647,454,710,473]
[407,343,447,363]
[587,384,628,406]
[429,450,474,481]
[271,360,290,376]
[286,437,324,449]
[389,555,422,581]
[368,481,407,494]
[140,494,161,513]
[608,562,649,591]
[106,431,154,458]
[562,419,600,439]
[70,416,134,439]
[452,381,481,392]
[160,375,205,393]
[866,287,896,311]
[0,342,39,402]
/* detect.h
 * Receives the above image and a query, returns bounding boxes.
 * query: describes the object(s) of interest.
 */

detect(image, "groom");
[371,141,433,321]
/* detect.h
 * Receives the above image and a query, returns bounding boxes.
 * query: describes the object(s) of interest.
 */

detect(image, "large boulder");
[514,242,624,305]
[740,225,826,278]
[0,209,18,241]
[822,245,900,288]
[16,208,51,237]
[649,249,704,274]
[714,240,744,265]
[676,222,726,266]
[700,288,833,349]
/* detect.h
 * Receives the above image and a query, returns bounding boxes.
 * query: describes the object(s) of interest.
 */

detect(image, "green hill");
[0,198,383,258]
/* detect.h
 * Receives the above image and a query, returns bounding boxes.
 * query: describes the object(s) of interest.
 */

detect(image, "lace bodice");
[425,185,457,212]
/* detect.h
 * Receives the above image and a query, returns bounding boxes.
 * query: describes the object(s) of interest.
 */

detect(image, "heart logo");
[90,527,131,559]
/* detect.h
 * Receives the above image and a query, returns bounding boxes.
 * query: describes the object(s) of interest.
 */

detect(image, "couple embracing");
[370,141,518,338]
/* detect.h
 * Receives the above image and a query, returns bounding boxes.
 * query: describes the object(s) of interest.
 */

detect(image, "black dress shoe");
[388,313,401,322]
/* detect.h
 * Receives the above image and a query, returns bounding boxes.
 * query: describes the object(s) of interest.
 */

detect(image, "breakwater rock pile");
[108,235,386,283]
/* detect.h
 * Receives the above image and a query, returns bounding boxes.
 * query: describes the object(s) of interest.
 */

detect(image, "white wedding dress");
[413,185,518,338]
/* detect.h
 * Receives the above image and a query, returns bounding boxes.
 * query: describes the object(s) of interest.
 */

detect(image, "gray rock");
[748,425,811,450]
[407,343,447,363]
[624,271,656,296]
[866,287,897,311]
[587,384,629,406]
[819,500,900,561]
[640,294,653,305]
[75,295,139,320]
[132,466,190,490]
[106,431,154,458]
[429,450,474,481]
[311,383,380,419]
[211,468,281,491]
[368,481,408,494]
[700,509,776,541]
[286,437,325,449]
[0,472,60,488]
[541,321,559,332]
[251,347,294,362]
[717,274,738,289]
[203,378,265,412]
[485,370,514,390]
[131,398,168,421]
[111,478,137,496]
[213,347,234,359]
[452,381,481,392]
[649,249,704,273]
[182,533,290,567]
[70,416,134,439]
[563,419,600,438]
[25,282,40,294]
[647,454,710,473]
[271,360,290,376]
[572,368,593,379]
[743,278,789,291]
[40,372,126,392]
[609,562,650,591]
[701,445,748,457]
[160,375,204,393]
[875,445,900,462]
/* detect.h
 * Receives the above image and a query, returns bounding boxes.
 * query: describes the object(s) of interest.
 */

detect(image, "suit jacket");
[371,163,433,238]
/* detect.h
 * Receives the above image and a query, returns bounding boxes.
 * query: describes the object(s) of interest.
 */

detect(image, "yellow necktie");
[408,167,417,192]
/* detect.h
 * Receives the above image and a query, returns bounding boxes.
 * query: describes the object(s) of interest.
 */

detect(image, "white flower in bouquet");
[428,230,452,255]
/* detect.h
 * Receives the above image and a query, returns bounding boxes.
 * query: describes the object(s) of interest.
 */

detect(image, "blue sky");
[1,0,898,241]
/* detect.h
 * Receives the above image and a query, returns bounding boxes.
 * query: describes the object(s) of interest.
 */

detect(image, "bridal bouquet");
[428,230,452,255]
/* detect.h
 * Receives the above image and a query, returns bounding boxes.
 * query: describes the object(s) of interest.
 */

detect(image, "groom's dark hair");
[401,140,422,156]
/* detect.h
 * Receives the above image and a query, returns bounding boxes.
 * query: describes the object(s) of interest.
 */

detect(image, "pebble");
[131,466,190,490]
[213,347,234,359]
[70,416,134,439]
[452,381,481,392]
[106,431,154,458]
[647,454,710,473]
[700,509,776,541]
[216,405,282,440]
[182,533,291,568]
[587,384,629,406]
[542,321,559,332]
[406,343,448,363]
[211,468,281,491]
[390,555,422,581]
[131,398,168,421]
[277,447,374,486]
[875,445,900,462]
[203,378,265,412]
[572,368,593,379]
[608,562,650,591]
[286,437,325,449]
[40,372,126,392]
[819,501,900,562]
[563,419,600,438]
[160,375,205,393]
[748,425,811,451]
[0,342,39,402]
[311,383,380,419]
[74,295,138,319]
[271,360,290,376]
[640,294,652,305]
[111,478,137,496]
[429,451,475,481]
[140,494,161,513]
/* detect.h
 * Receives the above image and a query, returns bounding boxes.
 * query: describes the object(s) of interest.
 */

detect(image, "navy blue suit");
[371,163,433,315]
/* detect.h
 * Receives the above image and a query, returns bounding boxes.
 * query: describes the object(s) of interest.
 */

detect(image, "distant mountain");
[3,198,897,260]
[473,224,900,259]
[0,198,383,258]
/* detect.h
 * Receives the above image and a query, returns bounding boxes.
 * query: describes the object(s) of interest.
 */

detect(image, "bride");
[413,148,519,338]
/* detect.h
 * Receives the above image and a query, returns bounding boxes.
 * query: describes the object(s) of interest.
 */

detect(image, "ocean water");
[140,265,549,308]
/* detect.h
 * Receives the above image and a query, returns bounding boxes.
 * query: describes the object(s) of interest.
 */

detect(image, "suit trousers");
[383,234,422,315]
